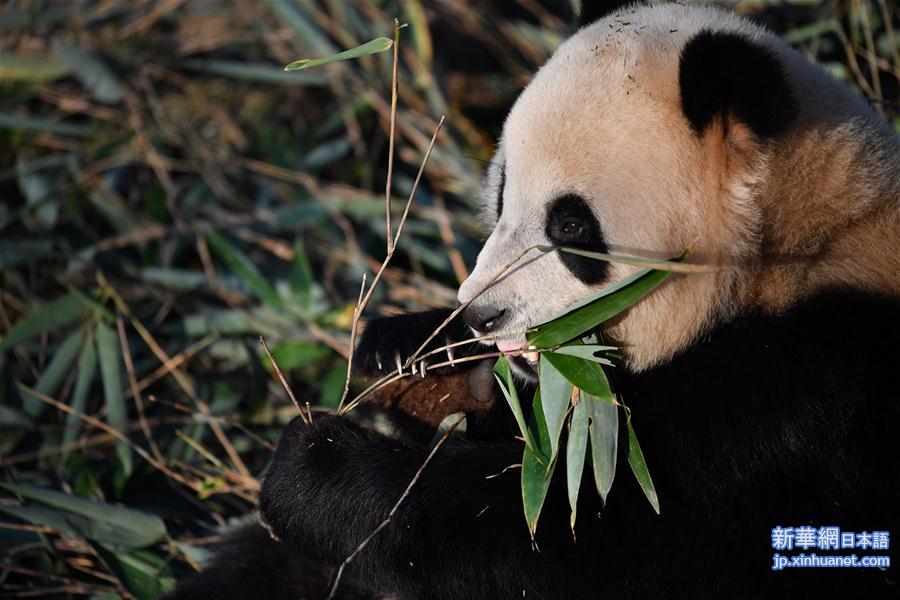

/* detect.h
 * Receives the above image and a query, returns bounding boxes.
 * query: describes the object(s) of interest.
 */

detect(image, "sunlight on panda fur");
[459,3,899,372]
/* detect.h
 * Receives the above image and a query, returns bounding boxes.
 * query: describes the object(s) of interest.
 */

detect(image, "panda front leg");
[257,414,570,600]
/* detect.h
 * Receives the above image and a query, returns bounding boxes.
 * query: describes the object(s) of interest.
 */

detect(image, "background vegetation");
[1,1,897,597]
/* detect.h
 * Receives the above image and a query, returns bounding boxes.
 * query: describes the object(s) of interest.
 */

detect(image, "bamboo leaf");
[181,58,328,85]
[92,543,174,599]
[542,351,612,398]
[538,354,573,462]
[526,268,670,349]
[627,421,660,514]
[566,398,589,531]
[492,357,533,448]
[267,340,330,372]
[96,322,131,476]
[552,344,617,365]
[521,390,554,537]
[52,41,122,104]
[586,390,618,504]
[429,412,467,449]
[0,293,89,352]
[284,37,394,71]
[63,331,97,451]
[205,230,282,307]
[0,484,166,548]
[0,112,95,138]
[0,53,70,81]
[23,327,85,417]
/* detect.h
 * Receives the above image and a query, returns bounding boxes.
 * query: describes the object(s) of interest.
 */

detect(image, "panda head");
[456,3,894,373]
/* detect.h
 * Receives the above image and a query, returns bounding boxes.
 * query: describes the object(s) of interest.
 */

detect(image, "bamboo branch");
[326,414,465,599]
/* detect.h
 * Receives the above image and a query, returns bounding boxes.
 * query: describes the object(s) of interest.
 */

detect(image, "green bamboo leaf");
[492,357,533,448]
[566,398,589,531]
[0,112,95,138]
[522,390,554,537]
[318,364,346,408]
[538,355,573,463]
[96,322,131,476]
[0,53,70,81]
[268,340,330,371]
[586,390,618,504]
[627,421,660,514]
[429,412,467,449]
[522,444,555,539]
[284,36,394,71]
[0,484,166,548]
[545,353,619,503]
[288,239,315,309]
[92,543,174,599]
[542,351,612,398]
[552,344,617,366]
[268,0,336,55]
[181,58,328,85]
[205,230,282,307]
[0,292,89,352]
[526,268,670,349]
[52,41,122,104]
[22,326,85,417]
[63,330,97,451]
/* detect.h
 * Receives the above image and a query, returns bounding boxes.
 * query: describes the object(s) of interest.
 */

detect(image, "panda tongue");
[496,340,526,354]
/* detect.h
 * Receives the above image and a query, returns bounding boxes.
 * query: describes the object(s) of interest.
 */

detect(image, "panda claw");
[375,353,383,371]
[395,352,403,375]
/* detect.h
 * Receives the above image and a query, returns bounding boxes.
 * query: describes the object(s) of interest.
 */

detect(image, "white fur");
[457,4,900,371]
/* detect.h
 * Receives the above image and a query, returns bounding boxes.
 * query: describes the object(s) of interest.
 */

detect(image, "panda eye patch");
[545,194,608,285]
[546,195,599,243]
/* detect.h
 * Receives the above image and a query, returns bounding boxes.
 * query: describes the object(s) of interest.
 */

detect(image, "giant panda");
[168,2,899,599]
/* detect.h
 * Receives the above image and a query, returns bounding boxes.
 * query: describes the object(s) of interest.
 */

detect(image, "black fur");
[578,1,637,27]
[353,309,476,376]
[161,525,377,600]
[545,194,610,284]
[679,30,798,138]
[242,290,898,599]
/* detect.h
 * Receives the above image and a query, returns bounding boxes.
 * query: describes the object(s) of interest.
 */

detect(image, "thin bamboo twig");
[326,414,465,599]
[385,19,402,254]
[344,245,697,413]
[115,316,163,463]
[259,336,311,424]
[401,244,547,370]
[337,274,367,413]
[99,273,252,479]
[402,244,712,372]
[335,116,445,414]
[18,384,200,492]
[124,333,219,400]
[340,350,513,415]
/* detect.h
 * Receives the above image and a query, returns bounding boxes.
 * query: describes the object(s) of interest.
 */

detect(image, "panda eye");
[545,194,601,246]
[562,220,584,237]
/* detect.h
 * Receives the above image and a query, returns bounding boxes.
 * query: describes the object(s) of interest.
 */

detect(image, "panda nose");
[462,305,507,333]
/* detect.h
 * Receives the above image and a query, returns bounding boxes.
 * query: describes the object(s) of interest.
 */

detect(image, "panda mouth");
[496,340,527,354]
[495,339,539,365]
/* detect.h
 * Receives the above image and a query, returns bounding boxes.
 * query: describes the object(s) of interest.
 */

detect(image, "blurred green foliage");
[0,1,897,597]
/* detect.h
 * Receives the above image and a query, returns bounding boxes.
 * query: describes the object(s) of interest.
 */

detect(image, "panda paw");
[353,309,478,377]
[258,414,364,540]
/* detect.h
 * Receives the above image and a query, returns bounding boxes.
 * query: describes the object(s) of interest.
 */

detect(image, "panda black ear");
[577,1,638,27]
[679,30,797,138]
